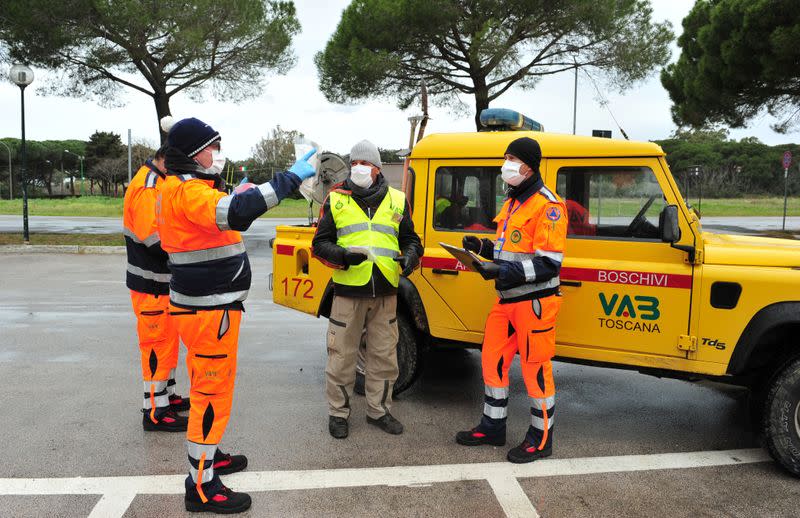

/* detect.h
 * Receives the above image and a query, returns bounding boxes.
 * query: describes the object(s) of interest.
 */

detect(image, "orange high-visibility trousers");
[481,294,562,449]
[131,291,179,420]
[171,306,241,485]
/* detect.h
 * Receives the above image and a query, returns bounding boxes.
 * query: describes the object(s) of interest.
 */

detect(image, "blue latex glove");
[288,148,317,180]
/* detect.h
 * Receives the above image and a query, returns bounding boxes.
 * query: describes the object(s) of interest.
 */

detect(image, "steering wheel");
[625,195,657,236]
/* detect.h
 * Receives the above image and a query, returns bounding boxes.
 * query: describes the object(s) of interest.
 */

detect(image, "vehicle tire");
[763,355,800,476]
[354,312,422,397]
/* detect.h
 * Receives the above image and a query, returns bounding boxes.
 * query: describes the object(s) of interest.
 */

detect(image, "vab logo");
[598,293,661,333]
[599,293,660,320]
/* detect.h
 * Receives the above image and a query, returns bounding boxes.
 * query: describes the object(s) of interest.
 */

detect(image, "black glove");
[394,254,418,277]
[463,235,494,258]
[472,260,500,280]
[343,251,367,266]
[462,235,482,253]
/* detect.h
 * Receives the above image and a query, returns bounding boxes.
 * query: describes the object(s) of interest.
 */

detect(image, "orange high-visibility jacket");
[157,173,251,310]
[156,165,302,310]
[492,183,568,301]
[123,162,170,295]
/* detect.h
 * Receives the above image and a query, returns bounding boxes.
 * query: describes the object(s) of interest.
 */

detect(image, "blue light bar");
[479,108,544,132]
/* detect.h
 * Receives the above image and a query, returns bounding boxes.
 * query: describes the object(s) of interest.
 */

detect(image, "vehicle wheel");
[354,312,422,397]
[763,355,800,476]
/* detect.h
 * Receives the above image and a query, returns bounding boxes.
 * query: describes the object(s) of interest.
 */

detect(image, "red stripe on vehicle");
[421,256,462,269]
[560,267,692,289]
[276,244,294,256]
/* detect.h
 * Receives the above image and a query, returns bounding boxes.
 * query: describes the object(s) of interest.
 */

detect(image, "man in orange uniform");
[157,116,316,513]
[456,137,567,464]
[123,147,189,433]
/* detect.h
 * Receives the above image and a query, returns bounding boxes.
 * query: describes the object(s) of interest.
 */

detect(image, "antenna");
[582,69,629,140]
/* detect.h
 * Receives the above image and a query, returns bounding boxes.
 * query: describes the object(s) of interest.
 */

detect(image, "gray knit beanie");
[350,139,382,169]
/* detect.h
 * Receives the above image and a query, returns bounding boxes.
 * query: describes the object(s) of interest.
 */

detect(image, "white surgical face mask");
[500,160,525,186]
[350,164,373,188]
[207,149,226,176]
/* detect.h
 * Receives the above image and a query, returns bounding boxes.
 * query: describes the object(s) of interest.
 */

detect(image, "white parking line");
[0,448,771,517]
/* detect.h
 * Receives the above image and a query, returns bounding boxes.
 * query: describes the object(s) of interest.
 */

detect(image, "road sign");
[783,151,792,169]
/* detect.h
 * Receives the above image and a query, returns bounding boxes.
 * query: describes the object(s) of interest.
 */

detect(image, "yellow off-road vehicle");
[271,110,800,476]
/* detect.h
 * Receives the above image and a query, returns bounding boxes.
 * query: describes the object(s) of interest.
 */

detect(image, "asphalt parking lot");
[2,245,800,517]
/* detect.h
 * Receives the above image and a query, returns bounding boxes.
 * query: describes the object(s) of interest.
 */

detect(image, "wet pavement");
[1,249,799,517]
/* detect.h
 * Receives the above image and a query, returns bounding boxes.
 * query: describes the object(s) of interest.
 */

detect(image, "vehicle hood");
[703,232,800,267]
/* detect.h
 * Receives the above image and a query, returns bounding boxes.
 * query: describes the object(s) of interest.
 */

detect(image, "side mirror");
[659,205,681,243]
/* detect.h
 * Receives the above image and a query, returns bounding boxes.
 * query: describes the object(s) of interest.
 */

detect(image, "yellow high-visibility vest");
[330,187,405,287]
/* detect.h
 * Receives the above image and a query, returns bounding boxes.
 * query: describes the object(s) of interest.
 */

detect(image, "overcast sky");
[1,0,797,160]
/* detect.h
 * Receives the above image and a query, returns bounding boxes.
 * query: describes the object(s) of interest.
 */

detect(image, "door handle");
[432,268,459,276]
[561,280,582,287]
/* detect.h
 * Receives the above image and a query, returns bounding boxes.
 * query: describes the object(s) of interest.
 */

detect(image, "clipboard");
[439,242,487,273]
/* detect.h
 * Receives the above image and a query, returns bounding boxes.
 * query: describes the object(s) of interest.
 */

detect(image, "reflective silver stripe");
[169,368,176,379]
[497,276,560,299]
[495,250,536,261]
[187,441,218,460]
[371,247,399,258]
[142,380,169,410]
[536,249,564,263]
[143,393,170,410]
[127,263,171,283]
[531,396,555,409]
[123,227,161,248]
[179,174,195,182]
[215,195,233,231]
[189,465,215,484]
[539,186,558,202]
[485,385,509,399]
[145,172,158,188]
[483,403,508,419]
[522,260,536,282]
[169,242,246,265]
[337,222,370,237]
[187,441,218,484]
[142,380,168,392]
[258,182,279,210]
[531,414,554,430]
[371,223,398,236]
[170,289,248,307]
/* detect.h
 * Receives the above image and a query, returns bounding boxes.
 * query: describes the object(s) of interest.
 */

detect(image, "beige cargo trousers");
[326,295,399,420]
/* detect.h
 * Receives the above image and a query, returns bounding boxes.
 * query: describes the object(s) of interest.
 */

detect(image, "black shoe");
[142,408,188,432]
[169,393,190,412]
[506,440,552,464]
[213,450,248,476]
[329,416,348,439]
[366,413,403,435]
[185,475,251,514]
[456,427,506,447]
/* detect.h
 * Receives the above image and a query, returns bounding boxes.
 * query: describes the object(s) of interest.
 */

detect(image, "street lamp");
[565,45,580,135]
[9,64,33,244]
[0,140,11,200]
[64,149,85,196]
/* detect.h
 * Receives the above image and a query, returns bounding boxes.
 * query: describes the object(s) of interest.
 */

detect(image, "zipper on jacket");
[368,207,375,298]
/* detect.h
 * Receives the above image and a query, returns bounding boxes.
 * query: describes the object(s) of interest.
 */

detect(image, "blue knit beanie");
[160,116,220,157]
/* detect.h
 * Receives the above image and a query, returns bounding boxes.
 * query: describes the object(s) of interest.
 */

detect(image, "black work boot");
[169,393,190,412]
[455,427,506,447]
[213,450,248,476]
[506,440,552,463]
[142,408,188,432]
[185,475,251,514]
[367,413,403,435]
[329,416,348,439]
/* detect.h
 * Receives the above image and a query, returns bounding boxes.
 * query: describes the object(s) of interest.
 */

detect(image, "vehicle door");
[549,158,693,359]
[420,160,505,338]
